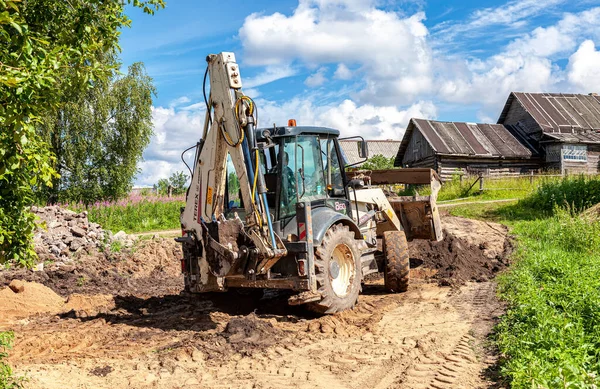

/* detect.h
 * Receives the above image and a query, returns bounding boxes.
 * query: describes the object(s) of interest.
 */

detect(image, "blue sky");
[120,0,600,186]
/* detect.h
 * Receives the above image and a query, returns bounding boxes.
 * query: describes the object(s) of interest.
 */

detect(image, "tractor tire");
[308,224,362,314]
[383,231,410,293]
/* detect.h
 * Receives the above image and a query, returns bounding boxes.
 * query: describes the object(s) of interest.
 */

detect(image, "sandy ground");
[0,217,509,389]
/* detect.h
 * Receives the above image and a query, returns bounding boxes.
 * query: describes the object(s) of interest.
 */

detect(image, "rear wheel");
[383,231,410,292]
[308,224,361,314]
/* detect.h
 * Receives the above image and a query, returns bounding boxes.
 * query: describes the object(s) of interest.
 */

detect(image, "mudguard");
[311,206,362,246]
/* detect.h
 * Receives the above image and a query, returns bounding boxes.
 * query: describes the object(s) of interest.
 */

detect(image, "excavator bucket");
[358,168,443,242]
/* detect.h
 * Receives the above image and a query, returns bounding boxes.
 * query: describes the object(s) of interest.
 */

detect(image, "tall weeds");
[496,177,600,388]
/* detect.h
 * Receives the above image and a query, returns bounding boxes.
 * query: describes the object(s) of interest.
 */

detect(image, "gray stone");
[113,230,128,242]
[87,231,97,240]
[70,238,85,251]
[71,226,86,237]
[49,245,61,256]
[48,221,62,229]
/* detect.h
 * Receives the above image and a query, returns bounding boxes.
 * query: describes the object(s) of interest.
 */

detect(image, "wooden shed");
[394,119,539,181]
[498,92,600,174]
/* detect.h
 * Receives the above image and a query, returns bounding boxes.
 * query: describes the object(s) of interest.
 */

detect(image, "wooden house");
[393,119,538,181]
[395,92,600,179]
[498,92,600,174]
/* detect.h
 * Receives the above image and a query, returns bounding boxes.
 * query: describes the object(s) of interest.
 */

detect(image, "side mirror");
[339,135,368,167]
[358,140,368,159]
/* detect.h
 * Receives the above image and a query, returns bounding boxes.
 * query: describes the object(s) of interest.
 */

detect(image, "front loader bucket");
[360,168,443,242]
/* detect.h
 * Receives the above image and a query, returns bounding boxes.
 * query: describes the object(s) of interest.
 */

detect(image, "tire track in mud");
[6,281,501,389]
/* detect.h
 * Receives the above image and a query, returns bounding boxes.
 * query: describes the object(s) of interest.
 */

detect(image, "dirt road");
[0,216,509,389]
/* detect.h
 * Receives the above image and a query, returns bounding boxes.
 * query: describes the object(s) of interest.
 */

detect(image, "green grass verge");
[495,210,600,388]
[67,196,184,233]
[448,176,600,388]
[406,175,567,202]
[1,332,23,389]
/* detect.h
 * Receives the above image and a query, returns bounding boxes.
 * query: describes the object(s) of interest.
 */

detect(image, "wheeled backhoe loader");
[177,52,443,313]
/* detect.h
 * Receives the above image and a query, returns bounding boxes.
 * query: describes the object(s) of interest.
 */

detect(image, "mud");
[0,216,510,389]
[0,239,183,297]
[408,216,511,286]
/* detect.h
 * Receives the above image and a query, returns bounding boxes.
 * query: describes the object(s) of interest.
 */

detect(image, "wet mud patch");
[408,216,512,286]
[222,313,284,353]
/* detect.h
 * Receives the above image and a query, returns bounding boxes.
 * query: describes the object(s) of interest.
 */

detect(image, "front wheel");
[383,230,410,292]
[308,224,362,314]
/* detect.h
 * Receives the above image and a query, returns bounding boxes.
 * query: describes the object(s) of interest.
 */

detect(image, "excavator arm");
[180,53,286,289]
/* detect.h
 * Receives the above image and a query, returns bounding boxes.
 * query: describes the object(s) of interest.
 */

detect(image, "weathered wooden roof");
[395,119,533,165]
[498,92,600,132]
[542,131,600,144]
[340,139,401,165]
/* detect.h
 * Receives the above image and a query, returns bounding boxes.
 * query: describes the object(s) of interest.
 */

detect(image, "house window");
[545,144,561,162]
[562,144,587,162]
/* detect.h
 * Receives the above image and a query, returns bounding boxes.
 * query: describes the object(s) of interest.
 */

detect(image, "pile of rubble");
[31,206,134,263]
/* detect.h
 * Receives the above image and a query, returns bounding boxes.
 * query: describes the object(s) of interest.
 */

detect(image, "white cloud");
[136,3,600,184]
[136,106,204,186]
[239,0,433,104]
[305,67,327,87]
[334,64,352,80]
[436,7,600,112]
[567,40,600,92]
[243,88,261,98]
[433,0,567,43]
[243,65,297,88]
[169,96,191,108]
[257,96,437,139]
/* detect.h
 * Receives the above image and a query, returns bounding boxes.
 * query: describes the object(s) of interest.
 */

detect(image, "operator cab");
[224,126,366,239]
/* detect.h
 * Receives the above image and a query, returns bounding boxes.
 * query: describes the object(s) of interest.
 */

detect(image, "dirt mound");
[0,280,65,318]
[0,239,183,298]
[64,294,115,316]
[113,240,182,278]
[222,314,283,352]
[408,216,510,286]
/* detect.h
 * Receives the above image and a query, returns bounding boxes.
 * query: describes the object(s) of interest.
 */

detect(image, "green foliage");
[401,175,564,203]
[0,0,164,266]
[155,178,170,196]
[38,61,156,204]
[521,175,600,215]
[360,154,396,170]
[496,211,600,388]
[168,171,188,195]
[466,178,600,388]
[155,171,189,196]
[0,331,23,389]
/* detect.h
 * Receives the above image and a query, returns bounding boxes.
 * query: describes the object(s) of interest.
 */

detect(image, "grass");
[66,194,185,233]
[405,174,567,203]
[448,176,600,388]
[0,332,23,389]
[496,210,600,388]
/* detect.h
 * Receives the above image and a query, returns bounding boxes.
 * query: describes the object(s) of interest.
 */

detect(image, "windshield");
[279,135,327,218]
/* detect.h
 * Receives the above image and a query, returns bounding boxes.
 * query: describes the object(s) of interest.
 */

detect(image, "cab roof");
[255,126,340,140]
